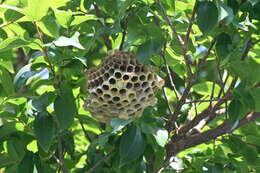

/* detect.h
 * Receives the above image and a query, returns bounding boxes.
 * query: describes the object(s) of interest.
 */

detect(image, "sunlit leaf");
[54,32,85,49]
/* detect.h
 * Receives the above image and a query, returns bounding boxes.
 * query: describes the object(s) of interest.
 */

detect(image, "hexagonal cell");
[144,87,151,93]
[131,76,138,82]
[103,93,111,99]
[134,82,141,89]
[126,82,133,89]
[104,65,110,70]
[139,75,146,81]
[120,65,127,72]
[119,89,126,94]
[102,84,109,90]
[140,97,146,102]
[127,65,134,72]
[112,96,120,102]
[115,72,122,79]
[91,92,98,97]
[147,73,153,80]
[142,82,149,88]
[113,63,120,69]
[96,88,103,95]
[109,78,116,84]
[123,74,129,80]
[128,92,135,99]
[111,87,118,93]
[108,68,115,75]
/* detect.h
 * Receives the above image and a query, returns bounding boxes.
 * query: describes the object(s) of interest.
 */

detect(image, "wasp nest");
[84,51,164,123]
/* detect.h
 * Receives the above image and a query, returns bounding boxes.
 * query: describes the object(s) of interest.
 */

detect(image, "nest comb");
[84,51,164,123]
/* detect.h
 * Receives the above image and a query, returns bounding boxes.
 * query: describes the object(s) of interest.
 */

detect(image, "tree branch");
[167,112,260,155]
[178,77,237,135]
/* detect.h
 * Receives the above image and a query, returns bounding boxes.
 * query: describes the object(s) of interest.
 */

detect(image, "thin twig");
[160,46,179,100]
[156,0,184,47]
[57,130,69,173]
[33,22,58,87]
[79,120,92,142]
[185,98,221,104]
[183,1,197,51]
[85,151,114,173]
[209,81,216,107]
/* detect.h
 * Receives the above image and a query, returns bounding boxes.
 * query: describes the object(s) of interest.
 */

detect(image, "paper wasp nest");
[84,51,164,123]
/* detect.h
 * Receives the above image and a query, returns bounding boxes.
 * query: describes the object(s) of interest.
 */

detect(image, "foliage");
[0,0,260,172]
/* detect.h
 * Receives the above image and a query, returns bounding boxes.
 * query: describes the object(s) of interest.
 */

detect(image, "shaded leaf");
[216,33,233,59]
[120,125,146,167]
[228,99,243,125]
[18,151,34,173]
[54,83,76,130]
[7,138,26,162]
[196,1,219,34]
[34,113,55,151]
[110,118,135,134]
[0,66,14,96]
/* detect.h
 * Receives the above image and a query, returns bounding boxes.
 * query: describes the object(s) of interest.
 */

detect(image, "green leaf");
[54,32,85,49]
[7,138,26,162]
[26,0,51,21]
[192,81,221,96]
[54,83,76,130]
[250,88,260,112]
[70,15,98,26]
[4,9,24,22]
[119,125,146,167]
[136,39,163,64]
[37,14,59,38]
[0,66,14,96]
[196,1,219,34]
[54,10,73,28]
[13,63,37,90]
[110,118,135,134]
[0,37,30,53]
[18,151,34,173]
[0,154,14,168]
[32,92,55,112]
[0,51,14,73]
[0,122,17,139]
[228,99,243,125]
[216,33,232,59]
[153,129,168,147]
[34,113,55,152]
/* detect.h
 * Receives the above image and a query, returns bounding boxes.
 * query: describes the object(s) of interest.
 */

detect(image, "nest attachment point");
[84,51,164,123]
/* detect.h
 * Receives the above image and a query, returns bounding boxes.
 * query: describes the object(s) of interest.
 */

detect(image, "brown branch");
[167,112,260,155]
[197,39,216,68]
[178,77,237,135]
